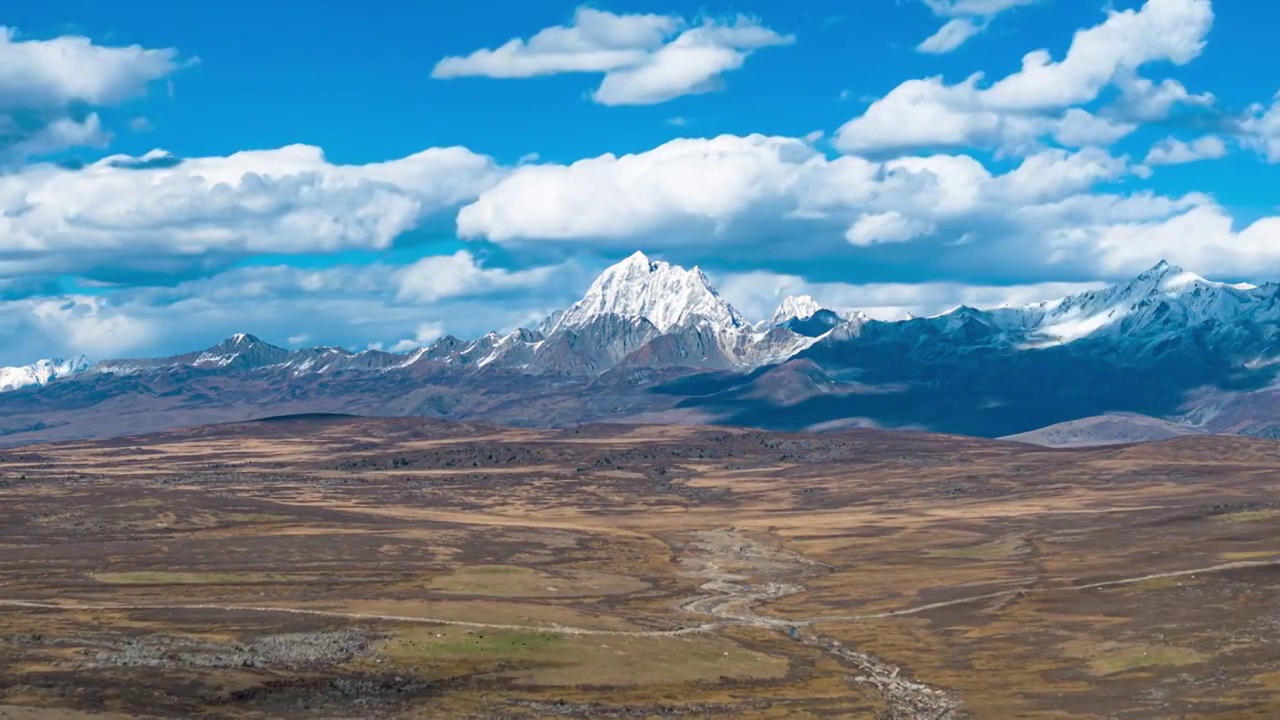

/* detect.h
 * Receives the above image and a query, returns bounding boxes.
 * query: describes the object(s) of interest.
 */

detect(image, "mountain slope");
[6,256,1280,445]
[546,251,746,334]
[0,357,92,393]
[1002,413,1205,447]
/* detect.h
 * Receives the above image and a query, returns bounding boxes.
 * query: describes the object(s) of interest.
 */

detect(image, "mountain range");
[4,251,1280,447]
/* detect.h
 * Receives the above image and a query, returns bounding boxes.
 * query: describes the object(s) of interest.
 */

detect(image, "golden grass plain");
[0,416,1277,718]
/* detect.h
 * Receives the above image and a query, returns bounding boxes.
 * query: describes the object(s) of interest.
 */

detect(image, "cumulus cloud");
[846,211,936,245]
[19,296,156,358]
[0,27,184,159]
[451,127,1280,282]
[457,135,818,242]
[840,0,1214,154]
[0,253,588,365]
[1050,108,1137,148]
[716,269,1103,322]
[917,18,984,54]
[0,144,505,281]
[980,0,1211,110]
[1239,93,1280,162]
[1112,70,1214,122]
[995,148,1130,203]
[1044,203,1280,277]
[1143,135,1227,165]
[457,134,1130,249]
[432,7,792,105]
[394,250,565,303]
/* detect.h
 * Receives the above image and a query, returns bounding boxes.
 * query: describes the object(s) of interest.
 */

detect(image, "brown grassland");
[0,415,1278,718]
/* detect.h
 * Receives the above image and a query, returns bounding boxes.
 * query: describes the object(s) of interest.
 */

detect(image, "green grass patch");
[1213,508,1280,523]
[1088,645,1205,675]
[1221,550,1280,561]
[457,565,528,575]
[927,538,1024,560]
[384,629,561,660]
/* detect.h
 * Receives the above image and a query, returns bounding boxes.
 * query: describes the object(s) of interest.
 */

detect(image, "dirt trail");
[809,558,1280,623]
[3,544,1275,718]
[675,528,967,720]
[0,599,714,638]
[5,556,1272,634]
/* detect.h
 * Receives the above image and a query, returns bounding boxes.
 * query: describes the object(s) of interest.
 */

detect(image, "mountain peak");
[769,295,823,325]
[0,356,93,393]
[548,252,745,334]
[618,250,655,271]
[1135,259,1183,281]
[190,333,288,370]
[227,332,261,345]
[1127,260,1211,295]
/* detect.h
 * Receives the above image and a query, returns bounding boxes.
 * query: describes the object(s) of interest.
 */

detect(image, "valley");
[1,415,1278,718]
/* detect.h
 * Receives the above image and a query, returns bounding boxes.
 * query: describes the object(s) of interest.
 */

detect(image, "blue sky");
[1,0,1278,364]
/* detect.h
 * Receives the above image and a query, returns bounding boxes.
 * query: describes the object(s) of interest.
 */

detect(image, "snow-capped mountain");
[434,252,842,375]
[801,260,1278,358]
[11,255,1280,446]
[986,260,1272,347]
[0,356,93,393]
[769,295,823,325]
[761,295,859,339]
[545,251,746,335]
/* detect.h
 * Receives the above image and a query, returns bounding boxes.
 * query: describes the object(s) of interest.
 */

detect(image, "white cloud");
[995,148,1131,203]
[2,113,110,158]
[457,134,823,242]
[449,128,1280,282]
[1044,204,1280,277]
[980,0,1211,111]
[1143,135,1227,165]
[840,0,1214,153]
[922,0,1036,16]
[0,254,587,365]
[394,250,565,303]
[458,134,1140,250]
[0,27,180,109]
[0,27,184,158]
[1050,108,1136,148]
[23,296,155,358]
[916,0,1035,54]
[391,323,445,352]
[1112,70,1214,122]
[432,8,676,78]
[432,8,791,105]
[716,269,1102,322]
[1240,94,1280,162]
[0,144,505,277]
[917,18,983,54]
[846,211,936,245]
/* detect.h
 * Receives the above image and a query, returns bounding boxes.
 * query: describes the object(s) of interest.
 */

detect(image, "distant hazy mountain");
[5,254,1280,445]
